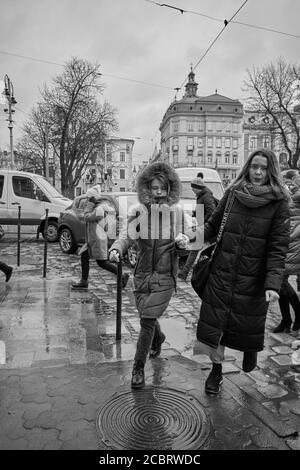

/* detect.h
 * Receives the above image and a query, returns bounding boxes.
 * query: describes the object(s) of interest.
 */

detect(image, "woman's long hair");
[230,148,291,200]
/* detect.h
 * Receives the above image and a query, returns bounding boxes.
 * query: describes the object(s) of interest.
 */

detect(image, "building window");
[126,144,130,154]
[187,137,194,151]
[173,121,179,132]
[225,138,231,148]
[249,135,257,149]
[207,151,213,163]
[120,169,125,179]
[233,139,238,149]
[187,121,194,132]
[263,135,270,148]
[232,170,237,179]
[120,152,125,162]
[172,137,179,151]
[232,153,238,165]
[207,137,213,148]
[198,152,205,165]
[197,137,203,147]
[216,122,222,132]
[216,138,222,148]
[216,152,221,167]
[224,152,230,164]
[198,121,204,132]
[207,122,213,132]
[233,123,238,133]
[279,152,288,165]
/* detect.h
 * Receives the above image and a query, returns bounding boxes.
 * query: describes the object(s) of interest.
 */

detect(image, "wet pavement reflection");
[0,237,300,449]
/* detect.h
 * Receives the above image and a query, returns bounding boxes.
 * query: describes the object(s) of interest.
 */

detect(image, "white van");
[176,167,224,201]
[0,169,72,241]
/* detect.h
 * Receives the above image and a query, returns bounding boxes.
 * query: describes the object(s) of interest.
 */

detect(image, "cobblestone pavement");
[0,236,300,450]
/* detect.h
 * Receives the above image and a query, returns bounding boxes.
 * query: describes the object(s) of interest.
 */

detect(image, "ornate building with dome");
[159,68,244,186]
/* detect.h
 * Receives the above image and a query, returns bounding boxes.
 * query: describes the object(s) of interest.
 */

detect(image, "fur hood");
[136,162,181,206]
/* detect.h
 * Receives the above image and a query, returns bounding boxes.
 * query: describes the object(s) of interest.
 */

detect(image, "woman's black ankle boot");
[205,363,223,394]
[242,351,257,372]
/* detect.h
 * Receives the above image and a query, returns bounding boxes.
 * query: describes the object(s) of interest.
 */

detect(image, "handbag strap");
[212,190,235,255]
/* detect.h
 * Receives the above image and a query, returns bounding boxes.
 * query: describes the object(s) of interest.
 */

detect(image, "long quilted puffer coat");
[197,188,290,352]
[110,163,199,319]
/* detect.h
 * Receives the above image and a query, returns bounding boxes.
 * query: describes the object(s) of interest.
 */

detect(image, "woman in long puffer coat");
[196,149,290,395]
[273,177,300,333]
[109,163,201,389]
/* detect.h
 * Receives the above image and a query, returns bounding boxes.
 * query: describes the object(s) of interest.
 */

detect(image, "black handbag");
[191,191,235,300]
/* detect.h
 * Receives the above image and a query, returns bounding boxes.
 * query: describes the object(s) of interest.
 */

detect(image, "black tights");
[279,278,300,325]
[81,250,118,281]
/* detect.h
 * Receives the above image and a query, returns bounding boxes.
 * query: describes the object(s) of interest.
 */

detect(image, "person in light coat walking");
[71,185,129,290]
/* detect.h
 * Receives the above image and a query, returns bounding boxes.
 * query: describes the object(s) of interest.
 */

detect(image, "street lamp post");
[3,75,17,169]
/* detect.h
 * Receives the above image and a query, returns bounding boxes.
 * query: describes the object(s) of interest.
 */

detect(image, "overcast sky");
[0,0,299,165]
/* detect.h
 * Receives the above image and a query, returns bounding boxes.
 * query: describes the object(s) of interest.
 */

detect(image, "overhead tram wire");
[176,0,249,92]
[143,0,300,39]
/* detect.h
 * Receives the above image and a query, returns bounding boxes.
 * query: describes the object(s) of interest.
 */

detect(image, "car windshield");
[36,176,65,198]
[181,181,224,200]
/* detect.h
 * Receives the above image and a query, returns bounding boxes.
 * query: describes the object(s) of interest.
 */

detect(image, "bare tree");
[18,57,118,197]
[243,58,300,168]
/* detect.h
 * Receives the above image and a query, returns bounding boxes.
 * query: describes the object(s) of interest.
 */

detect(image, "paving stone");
[56,418,91,441]
[11,352,34,368]
[26,428,60,450]
[270,355,294,366]
[256,384,288,399]
[286,437,300,450]
[271,346,294,354]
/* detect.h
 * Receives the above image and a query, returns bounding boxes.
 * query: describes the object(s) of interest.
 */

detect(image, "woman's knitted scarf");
[234,182,282,208]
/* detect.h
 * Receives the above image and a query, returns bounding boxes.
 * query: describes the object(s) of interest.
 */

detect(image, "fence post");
[43,209,49,278]
[17,205,21,266]
[116,260,122,340]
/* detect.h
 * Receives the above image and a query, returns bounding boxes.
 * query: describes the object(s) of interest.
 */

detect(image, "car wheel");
[59,227,76,254]
[42,221,59,242]
[127,245,137,267]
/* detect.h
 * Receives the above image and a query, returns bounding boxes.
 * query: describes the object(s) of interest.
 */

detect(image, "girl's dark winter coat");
[197,188,290,352]
[110,163,198,319]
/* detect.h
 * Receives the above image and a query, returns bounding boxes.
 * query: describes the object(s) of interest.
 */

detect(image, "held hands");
[265,290,279,303]
[175,233,189,250]
[109,249,120,263]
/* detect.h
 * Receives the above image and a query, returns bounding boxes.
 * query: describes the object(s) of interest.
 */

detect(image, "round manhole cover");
[97,387,210,450]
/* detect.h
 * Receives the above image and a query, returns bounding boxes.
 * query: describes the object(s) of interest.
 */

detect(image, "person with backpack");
[178,176,217,281]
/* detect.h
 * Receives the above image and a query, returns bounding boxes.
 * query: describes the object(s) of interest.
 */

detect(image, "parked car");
[0,169,72,241]
[58,191,139,267]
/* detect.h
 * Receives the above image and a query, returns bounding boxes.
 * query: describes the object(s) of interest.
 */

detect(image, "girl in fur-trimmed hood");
[109,162,200,389]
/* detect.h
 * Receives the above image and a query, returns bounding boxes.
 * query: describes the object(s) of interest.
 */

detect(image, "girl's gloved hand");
[265,290,279,302]
[109,250,120,262]
[175,233,189,249]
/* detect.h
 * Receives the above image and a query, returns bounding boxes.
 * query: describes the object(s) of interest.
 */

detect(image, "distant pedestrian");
[273,176,300,333]
[196,148,290,395]
[178,176,216,281]
[0,261,13,282]
[71,185,129,290]
[109,163,200,389]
